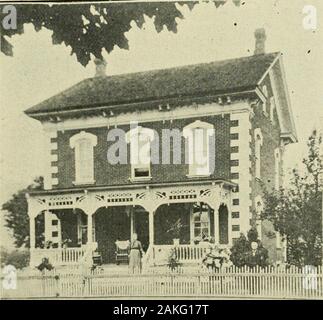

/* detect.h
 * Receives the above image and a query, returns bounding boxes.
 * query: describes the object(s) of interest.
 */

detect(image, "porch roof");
[27,178,237,196]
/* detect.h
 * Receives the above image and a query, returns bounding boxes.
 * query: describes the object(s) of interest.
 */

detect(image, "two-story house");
[25,29,297,267]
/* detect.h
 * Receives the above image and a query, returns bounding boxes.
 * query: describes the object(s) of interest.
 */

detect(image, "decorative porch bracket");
[26,182,232,217]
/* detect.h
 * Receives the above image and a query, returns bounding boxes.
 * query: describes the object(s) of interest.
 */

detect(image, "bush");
[0,246,9,268]
[230,233,250,267]
[2,249,30,269]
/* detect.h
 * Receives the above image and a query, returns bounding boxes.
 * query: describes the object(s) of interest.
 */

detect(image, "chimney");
[94,58,107,77]
[254,28,266,55]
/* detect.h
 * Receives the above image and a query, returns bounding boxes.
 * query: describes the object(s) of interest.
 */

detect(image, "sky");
[0,0,323,248]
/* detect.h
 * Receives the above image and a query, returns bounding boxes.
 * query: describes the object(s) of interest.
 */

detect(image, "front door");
[95,207,130,264]
[134,209,149,252]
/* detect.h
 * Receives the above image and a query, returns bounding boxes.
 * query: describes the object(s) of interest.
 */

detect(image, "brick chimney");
[254,28,266,55]
[94,58,107,77]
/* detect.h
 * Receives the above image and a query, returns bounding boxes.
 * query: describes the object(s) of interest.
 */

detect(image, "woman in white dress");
[128,233,144,274]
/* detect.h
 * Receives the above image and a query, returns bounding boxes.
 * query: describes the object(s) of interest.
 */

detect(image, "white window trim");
[254,128,263,180]
[126,126,154,181]
[270,96,276,123]
[262,85,268,115]
[70,131,97,185]
[183,120,214,177]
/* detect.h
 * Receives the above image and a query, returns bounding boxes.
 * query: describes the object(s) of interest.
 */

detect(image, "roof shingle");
[25,52,279,115]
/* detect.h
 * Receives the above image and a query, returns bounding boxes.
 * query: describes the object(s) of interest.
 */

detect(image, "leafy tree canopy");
[262,130,323,266]
[2,177,44,248]
[0,1,239,66]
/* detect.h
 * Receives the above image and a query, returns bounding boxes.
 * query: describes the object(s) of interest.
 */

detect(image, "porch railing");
[30,248,86,267]
[151,244,218,265]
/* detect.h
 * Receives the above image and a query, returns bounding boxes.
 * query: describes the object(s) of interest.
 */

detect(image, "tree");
[0,1,240,66]
[262,130,323,266]
[1,177,44,248]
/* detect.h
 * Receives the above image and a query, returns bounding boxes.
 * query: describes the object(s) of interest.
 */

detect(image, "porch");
[29,243,228,268]
[27,180,235,267]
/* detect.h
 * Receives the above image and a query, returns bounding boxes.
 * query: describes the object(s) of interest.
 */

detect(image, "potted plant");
[166,218,183,246]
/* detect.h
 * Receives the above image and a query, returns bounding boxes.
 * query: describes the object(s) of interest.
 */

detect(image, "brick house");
[25,29,297,267]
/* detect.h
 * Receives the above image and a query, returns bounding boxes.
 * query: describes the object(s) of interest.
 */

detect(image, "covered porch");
[27,180,235,267]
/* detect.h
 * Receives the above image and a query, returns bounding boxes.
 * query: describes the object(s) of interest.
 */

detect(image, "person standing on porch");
[128,233,144,274]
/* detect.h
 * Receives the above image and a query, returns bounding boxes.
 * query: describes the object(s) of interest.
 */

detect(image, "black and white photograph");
[0,0,322,301]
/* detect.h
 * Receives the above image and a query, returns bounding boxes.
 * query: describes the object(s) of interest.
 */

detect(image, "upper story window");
[274,148,281,191]
[262,85,268,115]
[254,128,263,180]
[183,120,215,177]
[270,96,276,124]
[126,126,154,180]
[70,131,97,185]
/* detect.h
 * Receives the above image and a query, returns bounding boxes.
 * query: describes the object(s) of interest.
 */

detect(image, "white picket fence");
[1,265,323,299]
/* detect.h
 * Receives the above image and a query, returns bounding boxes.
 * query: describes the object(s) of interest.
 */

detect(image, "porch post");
[77,213,82,245]
[87,214,93,244]
[214,210,219,245]
[29,215,36,249]
[130,208,135,241]
[149,211,154,245]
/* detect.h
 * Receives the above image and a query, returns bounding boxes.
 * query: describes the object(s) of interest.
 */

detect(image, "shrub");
[2,249,30,269]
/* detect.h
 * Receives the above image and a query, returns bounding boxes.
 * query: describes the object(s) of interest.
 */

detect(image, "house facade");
[25,29,297,267]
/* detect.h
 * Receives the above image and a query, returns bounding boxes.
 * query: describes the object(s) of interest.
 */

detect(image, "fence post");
[197,275,202,296]
[55,275,60,298]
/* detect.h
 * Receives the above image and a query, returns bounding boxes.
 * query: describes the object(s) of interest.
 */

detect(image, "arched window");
[183,120,214,176]
[254,128,263,179]
[219,204,229,245]
[270,96,276,123]
[191,202,210,240]
[255,195,263,239]
[262,85,268,115]
[274,148,281,190]
[70,131,97,185]
[126,126,154,180]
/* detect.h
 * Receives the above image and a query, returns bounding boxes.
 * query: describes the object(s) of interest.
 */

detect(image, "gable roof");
[25,52,279,115]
